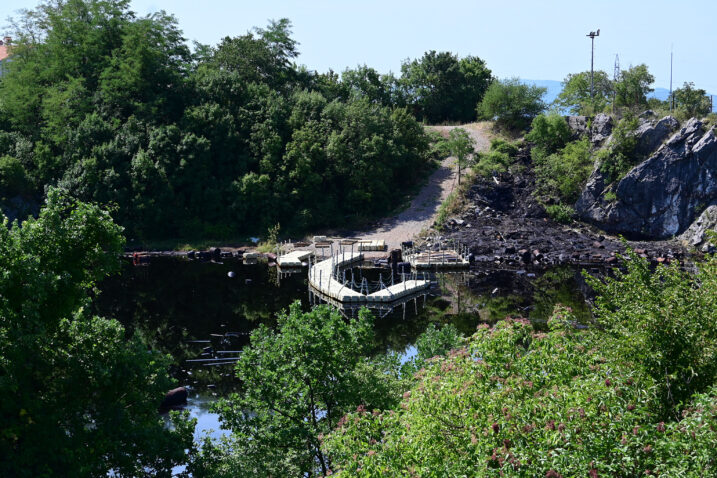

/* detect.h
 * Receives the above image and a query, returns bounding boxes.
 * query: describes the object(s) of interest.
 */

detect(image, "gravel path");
[353,122,492,251]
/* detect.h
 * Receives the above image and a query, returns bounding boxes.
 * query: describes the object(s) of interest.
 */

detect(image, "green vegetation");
[0,1,436,243]
[526,114,591,222]
[189,302,403,477]
[554,70,614,115]
[0,189,193,476]
[324,252,717,476]
[614,64,655,109]
[400,51,493,123]
[598,114,640,183]
[473,138,520,178]
[438,127,476,185]
[673,81,712,119]
[478,77,546,131]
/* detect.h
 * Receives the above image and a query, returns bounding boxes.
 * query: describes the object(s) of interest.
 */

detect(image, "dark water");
[95,256,595,442]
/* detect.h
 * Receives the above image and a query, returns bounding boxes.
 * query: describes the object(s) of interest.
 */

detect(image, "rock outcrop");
[678,205,717,252]
[576,117,717,239]
[590,113,613,144]
[566,116,589,139]
[634,116,679,156]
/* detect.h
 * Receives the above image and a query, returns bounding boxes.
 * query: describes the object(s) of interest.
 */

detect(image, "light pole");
[586,29,600,100]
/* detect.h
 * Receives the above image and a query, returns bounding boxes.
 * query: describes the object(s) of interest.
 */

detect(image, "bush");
[525,113,571,157]
[477,78,546,131]
[545,204,574,224]
[598,115,639,183]
[473,150,512,177]
[489,138,519,157]
[534,137,592,205]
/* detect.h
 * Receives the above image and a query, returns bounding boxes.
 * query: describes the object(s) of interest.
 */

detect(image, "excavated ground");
[426,153,689,271]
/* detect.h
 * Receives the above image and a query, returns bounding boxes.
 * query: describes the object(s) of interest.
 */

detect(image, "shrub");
[473,150,512,177]
[489,138,518,157]
[534,137,592,205]
[545,204,574,224]
[525,113,571,157]
[598,115,639,183]
[477,78,546,131]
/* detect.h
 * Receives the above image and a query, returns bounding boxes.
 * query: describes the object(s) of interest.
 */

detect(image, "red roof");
[0,44,8,61]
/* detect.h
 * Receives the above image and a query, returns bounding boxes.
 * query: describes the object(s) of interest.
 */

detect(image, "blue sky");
[2,0,716,92]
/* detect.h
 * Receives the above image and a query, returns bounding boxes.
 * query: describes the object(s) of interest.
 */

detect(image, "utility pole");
[669,46,674,113]
[587,29,600,100]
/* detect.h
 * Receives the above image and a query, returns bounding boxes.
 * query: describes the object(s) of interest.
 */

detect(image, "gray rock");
[634,115,680,156]
[590,113,613,144]
[576,121,717,239]
[566,116,589,139]
[678,205,717,247]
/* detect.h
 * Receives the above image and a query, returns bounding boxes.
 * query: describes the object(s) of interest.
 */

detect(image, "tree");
[478,78,546,130]
[614,64,654,108]
[554,70,613,115]
[439,127,475,185]
[400,51,492,123]
[673,81,712,118]
[0,188,194,477]
[191,302,402,477]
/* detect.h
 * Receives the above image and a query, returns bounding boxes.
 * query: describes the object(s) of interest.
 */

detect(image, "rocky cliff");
[575,116,717,239]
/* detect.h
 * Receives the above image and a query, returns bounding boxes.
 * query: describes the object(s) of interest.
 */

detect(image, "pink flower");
[656,422,665,432]
[492,422,500,434]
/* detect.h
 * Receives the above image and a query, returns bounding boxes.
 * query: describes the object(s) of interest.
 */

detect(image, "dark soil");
[432,156,688,271]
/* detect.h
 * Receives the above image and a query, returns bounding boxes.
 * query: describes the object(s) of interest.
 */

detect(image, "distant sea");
[522,79,716,113]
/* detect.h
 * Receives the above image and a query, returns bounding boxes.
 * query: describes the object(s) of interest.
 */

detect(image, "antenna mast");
[612,54,620,113]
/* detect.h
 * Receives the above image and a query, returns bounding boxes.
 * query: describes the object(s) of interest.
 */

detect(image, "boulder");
[634,115,679,156]
[566,116,589,139]
[678,205,717,248]
[590,113,613,144]
[576,120,717,239]
[160,386,188,410]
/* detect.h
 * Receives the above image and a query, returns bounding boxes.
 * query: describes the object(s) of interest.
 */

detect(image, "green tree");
[478,77,546,130]
[191,302,402,477]
[439,127,476,185]
[0,188,194,477]
[554,70,613,114]
[615,64,654,108]
[673,81,712,118]
[400,51,492,123]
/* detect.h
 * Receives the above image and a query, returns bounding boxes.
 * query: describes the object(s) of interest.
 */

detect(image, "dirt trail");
[352,122,492,251]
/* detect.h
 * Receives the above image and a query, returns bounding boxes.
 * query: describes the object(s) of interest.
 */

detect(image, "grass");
[434,169,477,230]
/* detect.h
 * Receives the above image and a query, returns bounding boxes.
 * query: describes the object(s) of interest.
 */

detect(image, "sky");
[2,0,716,92]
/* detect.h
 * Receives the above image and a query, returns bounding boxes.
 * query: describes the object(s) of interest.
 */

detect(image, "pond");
[95,256,596,442]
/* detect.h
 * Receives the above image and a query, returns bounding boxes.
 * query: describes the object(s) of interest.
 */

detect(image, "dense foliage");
[554,70,614,115]
[526,113,590,223]
[472,138,519,178]
[477,78,546,131]
[0,189,193,477]
[614,64,655,109]
[325,252,717,476]
[190,303,404,477]
[673,81,712,119]
[400,51,493,124]
[0,1,433,241]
